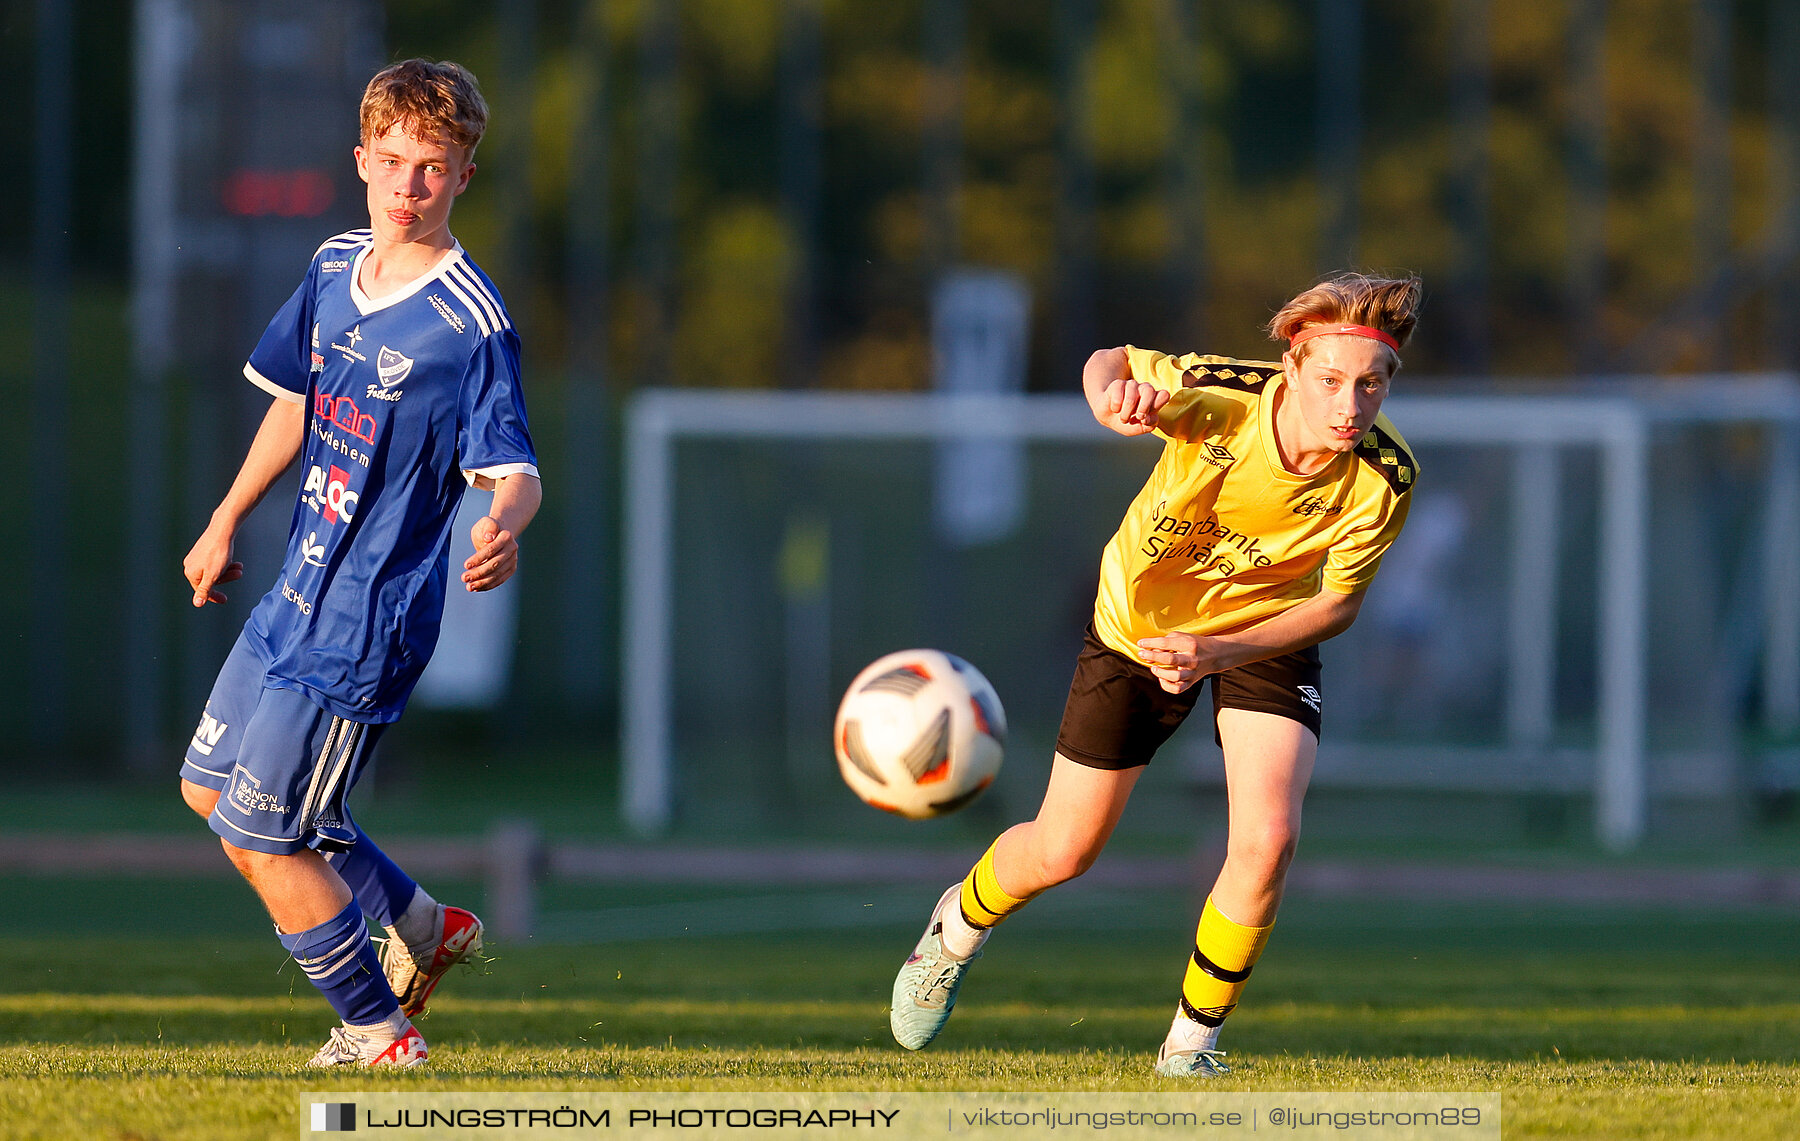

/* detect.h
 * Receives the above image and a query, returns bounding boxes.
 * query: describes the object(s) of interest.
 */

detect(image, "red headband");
[1288,323,1400,352]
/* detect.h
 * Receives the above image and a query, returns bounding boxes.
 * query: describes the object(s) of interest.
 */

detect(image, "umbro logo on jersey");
[1200,442,1235,469]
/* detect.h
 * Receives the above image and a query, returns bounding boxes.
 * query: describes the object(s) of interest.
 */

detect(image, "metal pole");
[32,0,72,750]
[1769,0,1800,368]
[1567,0,1607,371]
[1317,0,1362,271]
[499,0,537,289]
[1053,0,1097,377]
[621,396,676,835]
[1507,443,1559,748]
[779,0,823,388]
[1447,0,1491,372]
[126,0,184,771]
[1690,0,1730,359]
[921,0,966,280]
[1160,0,1205,347]
[636,0,680,367]
[1597,413,1649,851]
[563,0,611,709]
[1763,422,1800,736]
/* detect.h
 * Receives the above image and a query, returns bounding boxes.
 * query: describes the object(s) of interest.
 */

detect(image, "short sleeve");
[457,328,539,488]
[1123,346,1195,395]
[243,264,319,403]
[1322,491,1412,594]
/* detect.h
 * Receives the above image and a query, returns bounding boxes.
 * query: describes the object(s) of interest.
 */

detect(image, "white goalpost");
[620,379,1800,850]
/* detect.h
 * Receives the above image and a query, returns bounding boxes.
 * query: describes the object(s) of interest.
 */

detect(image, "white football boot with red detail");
[382,905,484,1018]
[306,1022,428,1068]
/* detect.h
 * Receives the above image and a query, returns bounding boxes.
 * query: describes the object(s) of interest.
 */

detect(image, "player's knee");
[1226,825,1298,883]
[180,778,220,818]
[1032,838,1104,887]
[219,838,290,880]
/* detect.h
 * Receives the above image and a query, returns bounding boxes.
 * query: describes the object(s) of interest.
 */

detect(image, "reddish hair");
[360,59,489,156]
[1266,272,1423,364]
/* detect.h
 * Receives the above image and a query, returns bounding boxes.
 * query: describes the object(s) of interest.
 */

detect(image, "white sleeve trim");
[244,363,306,404]
[463,461,540,490]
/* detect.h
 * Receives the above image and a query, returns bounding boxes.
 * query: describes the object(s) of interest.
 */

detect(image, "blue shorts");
[180,631,388,856]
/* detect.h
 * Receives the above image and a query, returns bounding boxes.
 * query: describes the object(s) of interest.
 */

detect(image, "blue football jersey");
[239,230,539,722]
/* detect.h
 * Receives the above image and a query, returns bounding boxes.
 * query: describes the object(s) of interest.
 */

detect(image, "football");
[833,649,1006,819]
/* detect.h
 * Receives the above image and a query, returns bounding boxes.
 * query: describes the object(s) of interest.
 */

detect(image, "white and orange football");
[834,649,1006,819]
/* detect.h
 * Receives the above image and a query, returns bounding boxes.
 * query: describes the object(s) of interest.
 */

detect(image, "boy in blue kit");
[176,60,541,1069]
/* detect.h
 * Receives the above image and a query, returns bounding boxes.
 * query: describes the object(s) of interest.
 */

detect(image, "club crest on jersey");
[368,346,413,402]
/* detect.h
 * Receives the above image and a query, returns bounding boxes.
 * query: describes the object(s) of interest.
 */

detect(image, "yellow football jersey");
[1091,347,1417,659]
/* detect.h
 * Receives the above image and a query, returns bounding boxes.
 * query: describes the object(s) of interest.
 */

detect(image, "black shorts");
[1054,622,1323,771]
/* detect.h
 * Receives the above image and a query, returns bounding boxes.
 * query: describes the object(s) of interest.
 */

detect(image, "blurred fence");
[14,825,1800,943]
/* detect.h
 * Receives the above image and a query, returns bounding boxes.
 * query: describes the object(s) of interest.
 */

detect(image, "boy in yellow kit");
[890,272,1422,1076]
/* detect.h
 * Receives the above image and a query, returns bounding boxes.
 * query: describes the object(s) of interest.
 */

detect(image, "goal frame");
[620,379,1800,850]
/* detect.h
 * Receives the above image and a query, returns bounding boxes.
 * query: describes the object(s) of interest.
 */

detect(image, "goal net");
[621,381,1800,851]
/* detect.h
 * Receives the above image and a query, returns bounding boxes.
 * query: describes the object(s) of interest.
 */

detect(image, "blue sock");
[325,836,419,927]
[279,901,400,1027]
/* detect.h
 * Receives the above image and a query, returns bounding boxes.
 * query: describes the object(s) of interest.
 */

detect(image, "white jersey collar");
[349,240,467,315]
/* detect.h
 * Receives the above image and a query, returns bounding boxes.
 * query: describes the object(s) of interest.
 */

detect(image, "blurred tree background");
[2,0,1798,779]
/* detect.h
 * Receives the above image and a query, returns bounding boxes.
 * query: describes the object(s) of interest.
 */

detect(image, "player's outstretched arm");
[1083,347,1170,437]
[1135,589,1367,694]
[462,472,542,592]
[182,397,307,607]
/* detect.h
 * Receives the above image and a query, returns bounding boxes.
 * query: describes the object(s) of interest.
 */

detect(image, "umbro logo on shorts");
[1297,686,1322,712]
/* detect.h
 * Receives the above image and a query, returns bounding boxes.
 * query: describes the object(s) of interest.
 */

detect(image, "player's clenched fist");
[1135,631,1212,694]
[462,515,519,592]
[1098,378,1170,437]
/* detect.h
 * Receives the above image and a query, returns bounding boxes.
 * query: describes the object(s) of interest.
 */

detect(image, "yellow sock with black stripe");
[957,839,1037,930]
[1176,897,1274,1035]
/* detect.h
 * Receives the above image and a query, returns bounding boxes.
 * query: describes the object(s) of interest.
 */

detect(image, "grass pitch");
[2,883,1798,1139]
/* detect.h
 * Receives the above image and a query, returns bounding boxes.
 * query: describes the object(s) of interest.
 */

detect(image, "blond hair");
[1266,272,1424,362]
[360,59,489,157]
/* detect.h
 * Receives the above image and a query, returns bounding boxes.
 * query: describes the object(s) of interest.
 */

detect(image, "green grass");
[2,887,1799,1138]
